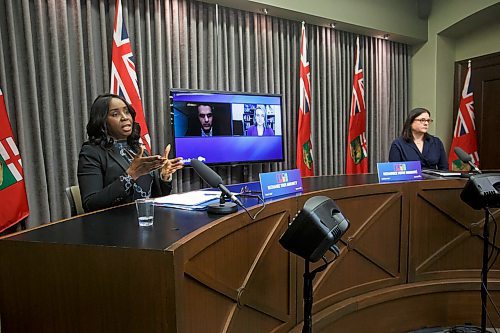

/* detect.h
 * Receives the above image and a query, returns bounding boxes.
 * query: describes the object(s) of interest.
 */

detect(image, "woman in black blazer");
[77,94,183,212]
[389,107,448,170]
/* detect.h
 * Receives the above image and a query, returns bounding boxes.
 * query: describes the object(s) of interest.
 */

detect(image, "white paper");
[422,170,462,177]
[154,190,222,206]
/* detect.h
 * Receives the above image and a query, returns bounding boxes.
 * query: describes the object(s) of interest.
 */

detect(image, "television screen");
[169,89,284,165]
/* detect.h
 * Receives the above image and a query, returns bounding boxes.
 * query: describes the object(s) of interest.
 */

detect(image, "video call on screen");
[169,90,284,165]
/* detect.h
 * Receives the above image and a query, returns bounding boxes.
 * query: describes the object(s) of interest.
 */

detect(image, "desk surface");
[5,174,379,249]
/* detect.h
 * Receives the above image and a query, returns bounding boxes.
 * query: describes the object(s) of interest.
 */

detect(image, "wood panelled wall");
[173,179,500,332]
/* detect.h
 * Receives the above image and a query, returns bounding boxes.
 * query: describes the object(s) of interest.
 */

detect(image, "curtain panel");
[0,0,409,228]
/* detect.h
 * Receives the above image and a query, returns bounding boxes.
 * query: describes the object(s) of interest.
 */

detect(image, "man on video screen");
[186,103,231,136]
[184,104,214,136]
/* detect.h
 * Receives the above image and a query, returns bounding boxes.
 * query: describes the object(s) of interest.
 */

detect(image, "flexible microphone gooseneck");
[190,159,243,214]
[454,147,481,174]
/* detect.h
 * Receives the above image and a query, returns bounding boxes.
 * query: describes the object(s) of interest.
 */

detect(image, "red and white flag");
[110,0,151,152]
[0,88,29,232]
[448,60,479,171]
[346,37,368,174]
[296,22,314,177]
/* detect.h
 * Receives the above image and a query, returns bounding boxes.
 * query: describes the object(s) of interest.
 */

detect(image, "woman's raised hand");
[126,146,167,180]
[160,144,184,181]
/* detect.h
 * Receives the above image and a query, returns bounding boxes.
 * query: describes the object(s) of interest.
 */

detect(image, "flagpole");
[296,21,314,177]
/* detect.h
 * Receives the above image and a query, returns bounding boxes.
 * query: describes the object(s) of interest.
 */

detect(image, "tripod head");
[460,173,500,210]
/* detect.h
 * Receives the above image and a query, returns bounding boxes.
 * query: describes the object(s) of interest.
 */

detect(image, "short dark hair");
[197,104,213,113]
[86,94,141,149]
[401,107,431,142]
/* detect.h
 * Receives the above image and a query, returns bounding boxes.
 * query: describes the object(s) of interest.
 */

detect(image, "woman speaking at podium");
[77,94,183,212]
[389,107,448,170]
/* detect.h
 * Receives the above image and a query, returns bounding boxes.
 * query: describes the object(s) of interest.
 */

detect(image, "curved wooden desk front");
[0,175,499,332]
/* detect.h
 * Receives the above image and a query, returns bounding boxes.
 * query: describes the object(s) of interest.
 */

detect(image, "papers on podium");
[154,190,222,210]
[422,169,462,178]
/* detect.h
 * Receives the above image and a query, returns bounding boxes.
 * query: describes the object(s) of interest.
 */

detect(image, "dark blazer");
[388,135,448,170]
[185,126,218,136]
[77,143,172,212]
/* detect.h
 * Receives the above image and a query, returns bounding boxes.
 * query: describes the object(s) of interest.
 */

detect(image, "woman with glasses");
[389,107,448,170]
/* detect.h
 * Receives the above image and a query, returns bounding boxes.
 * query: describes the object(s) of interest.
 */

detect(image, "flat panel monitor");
[169,89,284,166]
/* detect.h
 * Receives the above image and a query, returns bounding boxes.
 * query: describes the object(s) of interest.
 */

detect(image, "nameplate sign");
[259,169,303,199]
[377,161,423,183]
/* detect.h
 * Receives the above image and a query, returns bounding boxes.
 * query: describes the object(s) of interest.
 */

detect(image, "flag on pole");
[0,88,29,232]
[346,37,368,174]
[296,22,314,177]
[448,60,479,171]
[110,0,151,152]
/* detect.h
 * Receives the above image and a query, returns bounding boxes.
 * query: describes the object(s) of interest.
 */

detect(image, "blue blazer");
[388,135,448,170]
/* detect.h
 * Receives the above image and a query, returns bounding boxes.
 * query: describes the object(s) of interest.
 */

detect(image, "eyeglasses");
[414,118,433,124]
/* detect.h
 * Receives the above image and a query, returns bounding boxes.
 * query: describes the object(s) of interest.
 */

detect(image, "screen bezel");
[168,88,285,166]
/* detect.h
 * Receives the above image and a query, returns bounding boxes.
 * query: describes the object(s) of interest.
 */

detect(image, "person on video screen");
[246,105,275,136]
[185,104,215,137]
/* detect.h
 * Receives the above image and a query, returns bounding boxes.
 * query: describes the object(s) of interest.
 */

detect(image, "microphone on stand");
[190,159,242,214]
[454,147,481,174]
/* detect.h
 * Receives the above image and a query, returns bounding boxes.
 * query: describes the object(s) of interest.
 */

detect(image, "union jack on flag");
[346,36,368,174]
[110,0,151,152]
[448,60,479,170]
[296,22,314,177]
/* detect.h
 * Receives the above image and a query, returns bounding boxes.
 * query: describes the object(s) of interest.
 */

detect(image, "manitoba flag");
[110,0,151,152]
[296,22,314,177]
[448,60,479,171]
[0,88,29,232]
[346,37,368,174]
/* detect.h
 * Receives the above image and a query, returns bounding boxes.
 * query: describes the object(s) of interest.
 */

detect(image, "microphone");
[190,159,243,213]
[454,147,481,174]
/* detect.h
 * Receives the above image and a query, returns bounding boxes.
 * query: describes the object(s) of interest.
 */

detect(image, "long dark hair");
[401,107,431,142]
[86,94,141,150]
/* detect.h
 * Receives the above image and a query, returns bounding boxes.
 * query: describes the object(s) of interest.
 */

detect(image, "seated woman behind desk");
[246,105,275,136]
[389,107,448,170]
[78,94,183,212]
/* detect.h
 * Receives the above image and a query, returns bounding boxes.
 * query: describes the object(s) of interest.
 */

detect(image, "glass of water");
[135,198,155,227]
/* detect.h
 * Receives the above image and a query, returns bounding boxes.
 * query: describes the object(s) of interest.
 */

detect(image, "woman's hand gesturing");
[126,146,167,180]
[160,144,184,181]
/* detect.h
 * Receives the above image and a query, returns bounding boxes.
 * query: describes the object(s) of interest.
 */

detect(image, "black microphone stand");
[207,192,238,214]
[302,258,333,333]
[459,160,488,332]
[480,207,491,333]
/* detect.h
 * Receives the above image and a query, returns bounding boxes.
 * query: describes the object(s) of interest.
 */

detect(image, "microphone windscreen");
[454,147,472,163]
[190,159,223,188]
